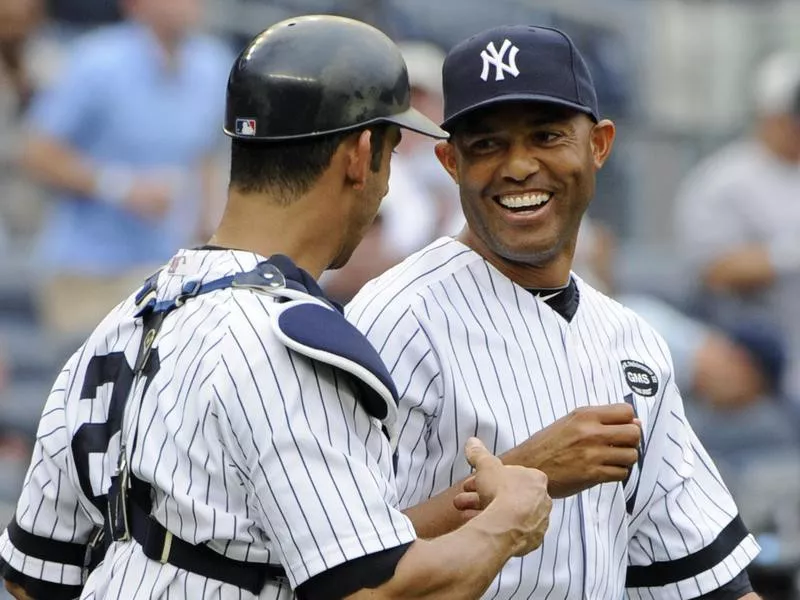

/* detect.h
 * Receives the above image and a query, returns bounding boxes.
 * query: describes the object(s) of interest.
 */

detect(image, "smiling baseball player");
[348,24,761,600]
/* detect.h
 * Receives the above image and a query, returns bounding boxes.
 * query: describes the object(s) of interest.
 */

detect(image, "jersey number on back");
[71,351,160,512]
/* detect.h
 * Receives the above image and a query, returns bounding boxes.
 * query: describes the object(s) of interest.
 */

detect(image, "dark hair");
[229,126,388,203]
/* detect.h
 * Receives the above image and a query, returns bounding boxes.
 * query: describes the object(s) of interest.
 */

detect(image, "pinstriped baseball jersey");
[347,237,760,599]
[0,248,414,599]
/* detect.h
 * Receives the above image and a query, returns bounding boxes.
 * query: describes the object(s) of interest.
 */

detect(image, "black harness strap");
[105,266,290,593]
[127,496,286,594]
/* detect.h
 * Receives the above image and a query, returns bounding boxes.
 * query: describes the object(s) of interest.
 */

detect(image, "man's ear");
[435,141,458,183]
[590,119,616,169]
[345,130,373,190]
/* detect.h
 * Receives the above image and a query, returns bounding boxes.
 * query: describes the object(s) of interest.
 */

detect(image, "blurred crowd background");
[3,0,800,597]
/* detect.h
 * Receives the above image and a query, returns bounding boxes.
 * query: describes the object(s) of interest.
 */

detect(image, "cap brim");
[442,94,598,130]
[386,106,449,139]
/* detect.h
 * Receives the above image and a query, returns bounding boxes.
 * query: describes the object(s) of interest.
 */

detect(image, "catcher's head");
[220,16,447,270]
[224,15,447,142]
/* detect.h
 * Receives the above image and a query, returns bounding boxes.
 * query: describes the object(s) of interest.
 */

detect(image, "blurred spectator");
[32,0,124,84]
[19,0,232,336]
[674,51,800,402]
[0,0,47,246]
[0,0,44,114]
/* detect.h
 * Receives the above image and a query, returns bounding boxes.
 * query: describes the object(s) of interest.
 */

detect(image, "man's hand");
[124,178,175,220]
[5,580,34,600]
[407,405,640,539]
[504,404,641,498]
[460,437,551,557]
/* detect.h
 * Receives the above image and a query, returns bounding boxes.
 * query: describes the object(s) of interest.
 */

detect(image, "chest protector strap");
[102,257,398,594]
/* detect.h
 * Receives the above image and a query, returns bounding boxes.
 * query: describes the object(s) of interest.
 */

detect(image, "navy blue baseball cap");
[441,25,600,130]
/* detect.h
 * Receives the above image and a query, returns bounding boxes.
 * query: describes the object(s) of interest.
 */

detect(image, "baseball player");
[0,17,554,600]
[348,25,761,599]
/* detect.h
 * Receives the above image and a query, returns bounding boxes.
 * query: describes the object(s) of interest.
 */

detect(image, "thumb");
[465,437,502,471]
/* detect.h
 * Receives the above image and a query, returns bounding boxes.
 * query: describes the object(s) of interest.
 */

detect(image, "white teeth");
[497,192,551,208]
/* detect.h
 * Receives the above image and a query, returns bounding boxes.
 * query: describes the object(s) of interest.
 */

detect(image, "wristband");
[93,167,135,207]
[768,235,800,275]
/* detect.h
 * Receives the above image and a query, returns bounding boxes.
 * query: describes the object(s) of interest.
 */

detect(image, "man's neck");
[457,230,573,289]
[757,124,800,165]
[208,190,341,280]
[136,20,183,70]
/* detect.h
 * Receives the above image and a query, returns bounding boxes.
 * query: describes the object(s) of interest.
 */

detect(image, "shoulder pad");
[270,300,399,443]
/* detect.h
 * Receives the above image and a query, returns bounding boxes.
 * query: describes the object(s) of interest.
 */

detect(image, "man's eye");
[470,139,498,152]
[535,131,561,143]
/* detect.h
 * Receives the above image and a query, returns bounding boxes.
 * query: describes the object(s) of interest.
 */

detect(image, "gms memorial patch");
[621,359,659,397]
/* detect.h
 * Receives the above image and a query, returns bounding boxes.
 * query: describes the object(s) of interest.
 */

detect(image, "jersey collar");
[527,277,580,322]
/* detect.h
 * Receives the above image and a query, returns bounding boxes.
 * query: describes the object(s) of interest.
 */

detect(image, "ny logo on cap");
[480,39,520,82]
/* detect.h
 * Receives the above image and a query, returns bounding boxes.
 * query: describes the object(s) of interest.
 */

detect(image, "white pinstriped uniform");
[347,237,760,600]
[0,248,414,599]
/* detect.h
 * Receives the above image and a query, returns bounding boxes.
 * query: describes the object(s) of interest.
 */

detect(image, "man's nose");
[501,144,541,183]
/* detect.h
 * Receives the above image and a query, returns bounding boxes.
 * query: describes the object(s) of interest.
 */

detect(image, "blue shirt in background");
[28,22,233,274]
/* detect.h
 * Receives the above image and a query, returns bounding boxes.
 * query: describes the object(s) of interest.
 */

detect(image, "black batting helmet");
[224,15,448,141]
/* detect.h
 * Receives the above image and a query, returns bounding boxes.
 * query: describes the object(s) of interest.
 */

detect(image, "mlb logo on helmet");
[235,118,257,136]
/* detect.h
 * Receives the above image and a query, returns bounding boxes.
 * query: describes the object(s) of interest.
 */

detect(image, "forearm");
[0,41,25,90]
[405,444,545,539]
[1,558,82,600]
[20,137,98,198]
[704,246,777,291]
[4,580,34,600]
[349,509,516,600]
[403,483,472,539]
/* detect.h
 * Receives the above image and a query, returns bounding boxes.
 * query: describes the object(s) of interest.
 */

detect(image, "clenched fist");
[511,403,642,498]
